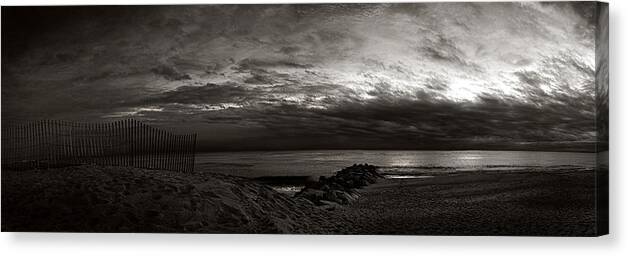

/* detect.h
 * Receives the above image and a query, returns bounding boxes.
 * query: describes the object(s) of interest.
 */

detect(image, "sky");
[1,2,606,152]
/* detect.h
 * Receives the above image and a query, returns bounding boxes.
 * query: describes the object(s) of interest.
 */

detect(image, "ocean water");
[194,150,596,178]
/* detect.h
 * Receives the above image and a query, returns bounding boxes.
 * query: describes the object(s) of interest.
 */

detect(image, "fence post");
[81,122,87,165]
[62,121,68,165]
[151,126,158,169]
[165,131,171,171]
[51,120,56,167]
[175,134,180,172]
[131,119,136,167]
[160,131,168,170]
[179,135,185,172]
[92,122,97,165]
[169,132,174,171]
[181,134,186,173]
[125,119,129,167]
[99,122,104,166]
[192,134,197,173]
[113,121,119,166]
[108,122,113,166]
[93,122,98,164]
[169,133,175,171]
[69,122,74,165]
[103,122,108,166]
[86,122,91,164]
[47,120,52,168]
[55,120,59,167]
[188,134,193,173]
[142,123,148,169]
[137,121,142,168]
[135,119,140,168]
[76,122,82,164]
[36,121,41,169]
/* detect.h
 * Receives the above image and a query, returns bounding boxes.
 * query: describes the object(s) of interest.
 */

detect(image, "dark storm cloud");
[238,58,315,70]
[144,83,249,105]
[186,90,594,151]
[2,3,601,151]
[151,64,191,81]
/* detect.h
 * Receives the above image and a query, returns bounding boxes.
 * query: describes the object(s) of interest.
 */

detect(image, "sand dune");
[1,165,342,233]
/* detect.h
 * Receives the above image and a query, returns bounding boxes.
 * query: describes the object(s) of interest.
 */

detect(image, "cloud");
[143,83,250,105]
[151,64,191,81]
[1,3,601,151]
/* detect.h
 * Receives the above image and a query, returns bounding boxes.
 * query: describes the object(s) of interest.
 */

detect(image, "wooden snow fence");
[1,119,197,173]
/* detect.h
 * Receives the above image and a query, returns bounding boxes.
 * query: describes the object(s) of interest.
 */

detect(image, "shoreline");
[253,164,595,196]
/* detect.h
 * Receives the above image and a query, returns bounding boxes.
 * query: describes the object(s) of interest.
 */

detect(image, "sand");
[1,165,598,236]
[331,169,598,236]
[1,165,344,233]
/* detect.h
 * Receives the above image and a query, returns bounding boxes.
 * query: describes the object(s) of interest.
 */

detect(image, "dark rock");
[304,176,320,189]
[294,164,380,205]
[324,190,338,202]
[295,188,325,203]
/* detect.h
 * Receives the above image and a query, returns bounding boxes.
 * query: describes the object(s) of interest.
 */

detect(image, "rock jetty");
[294,164,382,208]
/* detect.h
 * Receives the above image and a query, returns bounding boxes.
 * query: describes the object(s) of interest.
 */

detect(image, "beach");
[1,164,598,236]
[331,169,597,236]
[1,165,343,233]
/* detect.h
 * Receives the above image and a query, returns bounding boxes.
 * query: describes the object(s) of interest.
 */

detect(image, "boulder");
[294,164,380,205]
[324,190,338,202]
[294,188,325,203]
[335,190,358,204]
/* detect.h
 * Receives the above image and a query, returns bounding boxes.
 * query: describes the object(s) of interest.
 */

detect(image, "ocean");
[194,150,597,178]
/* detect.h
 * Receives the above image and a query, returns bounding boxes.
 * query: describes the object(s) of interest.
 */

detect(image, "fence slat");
[131,119,136,167]
[151,126,158,169]
[166,132,172,171]
[36,121,41,169]
[189,134,194,173]
[187,134,192,173]
[159,131,168,169]
[178,135,184,173]
[174,135,180,172]
[114,121,120,166]
[51,120,56,166]
[142,123,148,169]
[192,134,196,173]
